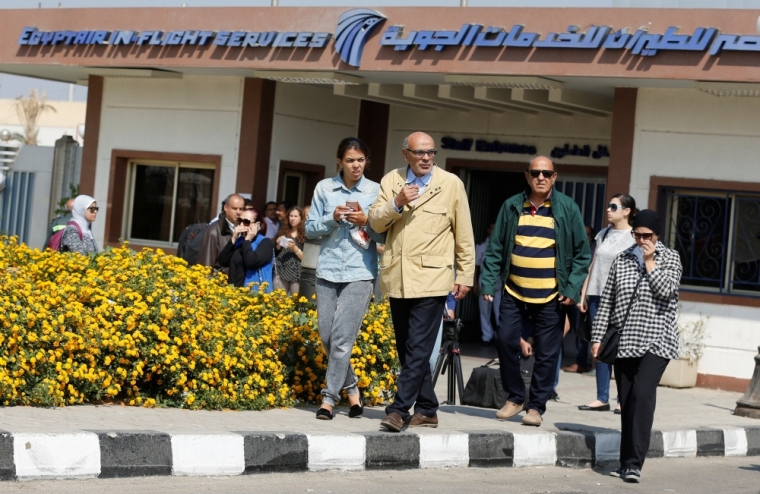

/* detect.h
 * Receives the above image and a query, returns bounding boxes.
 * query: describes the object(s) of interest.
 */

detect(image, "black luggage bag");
[462,356,534,409]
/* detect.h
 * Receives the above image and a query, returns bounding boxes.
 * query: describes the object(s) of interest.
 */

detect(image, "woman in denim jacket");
[306,137,385,420]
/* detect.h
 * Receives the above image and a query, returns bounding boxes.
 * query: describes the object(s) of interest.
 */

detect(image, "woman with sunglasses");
[591,210,682,483]
[216,209,275,292]
[306,137,385,421]
[60,195,100,255]
[577,194,637,414]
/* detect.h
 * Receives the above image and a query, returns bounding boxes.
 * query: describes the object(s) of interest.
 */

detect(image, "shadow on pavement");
[554,421,620,434]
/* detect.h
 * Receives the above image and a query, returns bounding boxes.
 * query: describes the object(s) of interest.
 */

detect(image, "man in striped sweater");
[480,156,590,427]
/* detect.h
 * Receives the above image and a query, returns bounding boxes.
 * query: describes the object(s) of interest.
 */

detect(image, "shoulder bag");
[598,273,644,365]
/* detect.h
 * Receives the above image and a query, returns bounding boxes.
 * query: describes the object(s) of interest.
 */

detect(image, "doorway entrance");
[277,160,325,208]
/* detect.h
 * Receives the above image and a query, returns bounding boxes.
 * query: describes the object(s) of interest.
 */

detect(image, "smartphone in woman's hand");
[346,200,360,211]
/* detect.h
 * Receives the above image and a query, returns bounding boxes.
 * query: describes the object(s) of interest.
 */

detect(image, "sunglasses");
[87,207,99,213]
[238,218,252,226]
[607,203,627,212]
[528,169,556,179]
[631,231,655,241]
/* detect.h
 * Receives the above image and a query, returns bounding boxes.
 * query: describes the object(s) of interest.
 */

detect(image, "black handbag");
[598,274,644,365]
[462,357,534,409]
[576,308,592,343]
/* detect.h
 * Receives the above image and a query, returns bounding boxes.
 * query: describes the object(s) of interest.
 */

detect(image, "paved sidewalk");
[1,345,758,480]
[0,346,753,435]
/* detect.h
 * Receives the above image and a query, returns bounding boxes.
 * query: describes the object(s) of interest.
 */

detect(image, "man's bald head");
[529,156,554,171]
[65,198,75,212]
[403,132,434,150]
[402,132,436,177]
[223,194,245,224]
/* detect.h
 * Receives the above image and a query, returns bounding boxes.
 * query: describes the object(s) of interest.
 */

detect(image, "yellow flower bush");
[0,236,399,410]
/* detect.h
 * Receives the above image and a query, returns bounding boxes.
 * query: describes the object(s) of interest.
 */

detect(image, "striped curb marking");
[170,433,245,476]
[0,427,756,480]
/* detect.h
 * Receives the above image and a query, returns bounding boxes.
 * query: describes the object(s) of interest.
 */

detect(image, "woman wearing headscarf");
[60,195,99,255]
[591,210,682,484]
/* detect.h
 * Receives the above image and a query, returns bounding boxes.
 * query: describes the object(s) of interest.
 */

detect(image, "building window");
[280,171,305,207]
[660,188,760,297]
[125,160,215,247]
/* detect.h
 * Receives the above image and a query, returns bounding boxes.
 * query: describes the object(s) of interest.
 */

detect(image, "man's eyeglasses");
[607,203,626,212]
[631,231,655,241]
[528,169,556,179]
[87,207,99,213]
[405,149,437,158]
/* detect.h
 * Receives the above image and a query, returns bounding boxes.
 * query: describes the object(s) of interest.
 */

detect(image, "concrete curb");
[0,426,757,480]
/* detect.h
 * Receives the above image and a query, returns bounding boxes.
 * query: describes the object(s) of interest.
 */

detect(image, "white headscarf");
[71,194,96,239]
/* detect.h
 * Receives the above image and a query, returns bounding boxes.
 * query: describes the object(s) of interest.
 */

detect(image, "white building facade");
[0,4,758,389]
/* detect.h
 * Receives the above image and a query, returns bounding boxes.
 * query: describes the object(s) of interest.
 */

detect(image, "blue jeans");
[589,295,613,403]
[315,278,374,406]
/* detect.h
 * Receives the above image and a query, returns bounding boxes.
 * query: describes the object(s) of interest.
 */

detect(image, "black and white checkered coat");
[591,242,682,360]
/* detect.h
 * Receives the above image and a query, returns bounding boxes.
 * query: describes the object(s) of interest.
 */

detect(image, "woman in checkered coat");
[590,210,683,484]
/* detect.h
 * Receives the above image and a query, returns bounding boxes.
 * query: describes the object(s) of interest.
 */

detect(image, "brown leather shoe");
[408,413,438,428]
[380,412,404,432]
[522,409,543,427]
[562,364,589,373]
[496,401,524,420]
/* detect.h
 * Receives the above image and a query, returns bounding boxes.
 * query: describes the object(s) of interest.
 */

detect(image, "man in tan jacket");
[369,132,475,432]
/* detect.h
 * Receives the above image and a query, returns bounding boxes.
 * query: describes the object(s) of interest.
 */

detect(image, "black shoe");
[623,469,641,483]
[609,467,625,478]
[348,400,363,418]
[549,390,560,401]
[316,407,333,420]
[578,403,611,411]
[614,408,622,415]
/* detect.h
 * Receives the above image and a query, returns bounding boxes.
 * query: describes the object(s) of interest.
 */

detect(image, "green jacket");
[480,189,591,303]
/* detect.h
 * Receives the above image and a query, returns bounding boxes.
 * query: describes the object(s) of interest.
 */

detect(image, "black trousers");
[614,352,670,471]
[386,296,447,420]
[495,292,565,414]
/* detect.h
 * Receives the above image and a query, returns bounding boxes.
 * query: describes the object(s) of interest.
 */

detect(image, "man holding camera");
[369,132,475,432]
[480,156,590,427]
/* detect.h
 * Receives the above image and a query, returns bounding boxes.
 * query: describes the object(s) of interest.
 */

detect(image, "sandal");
[316,407,333,420]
